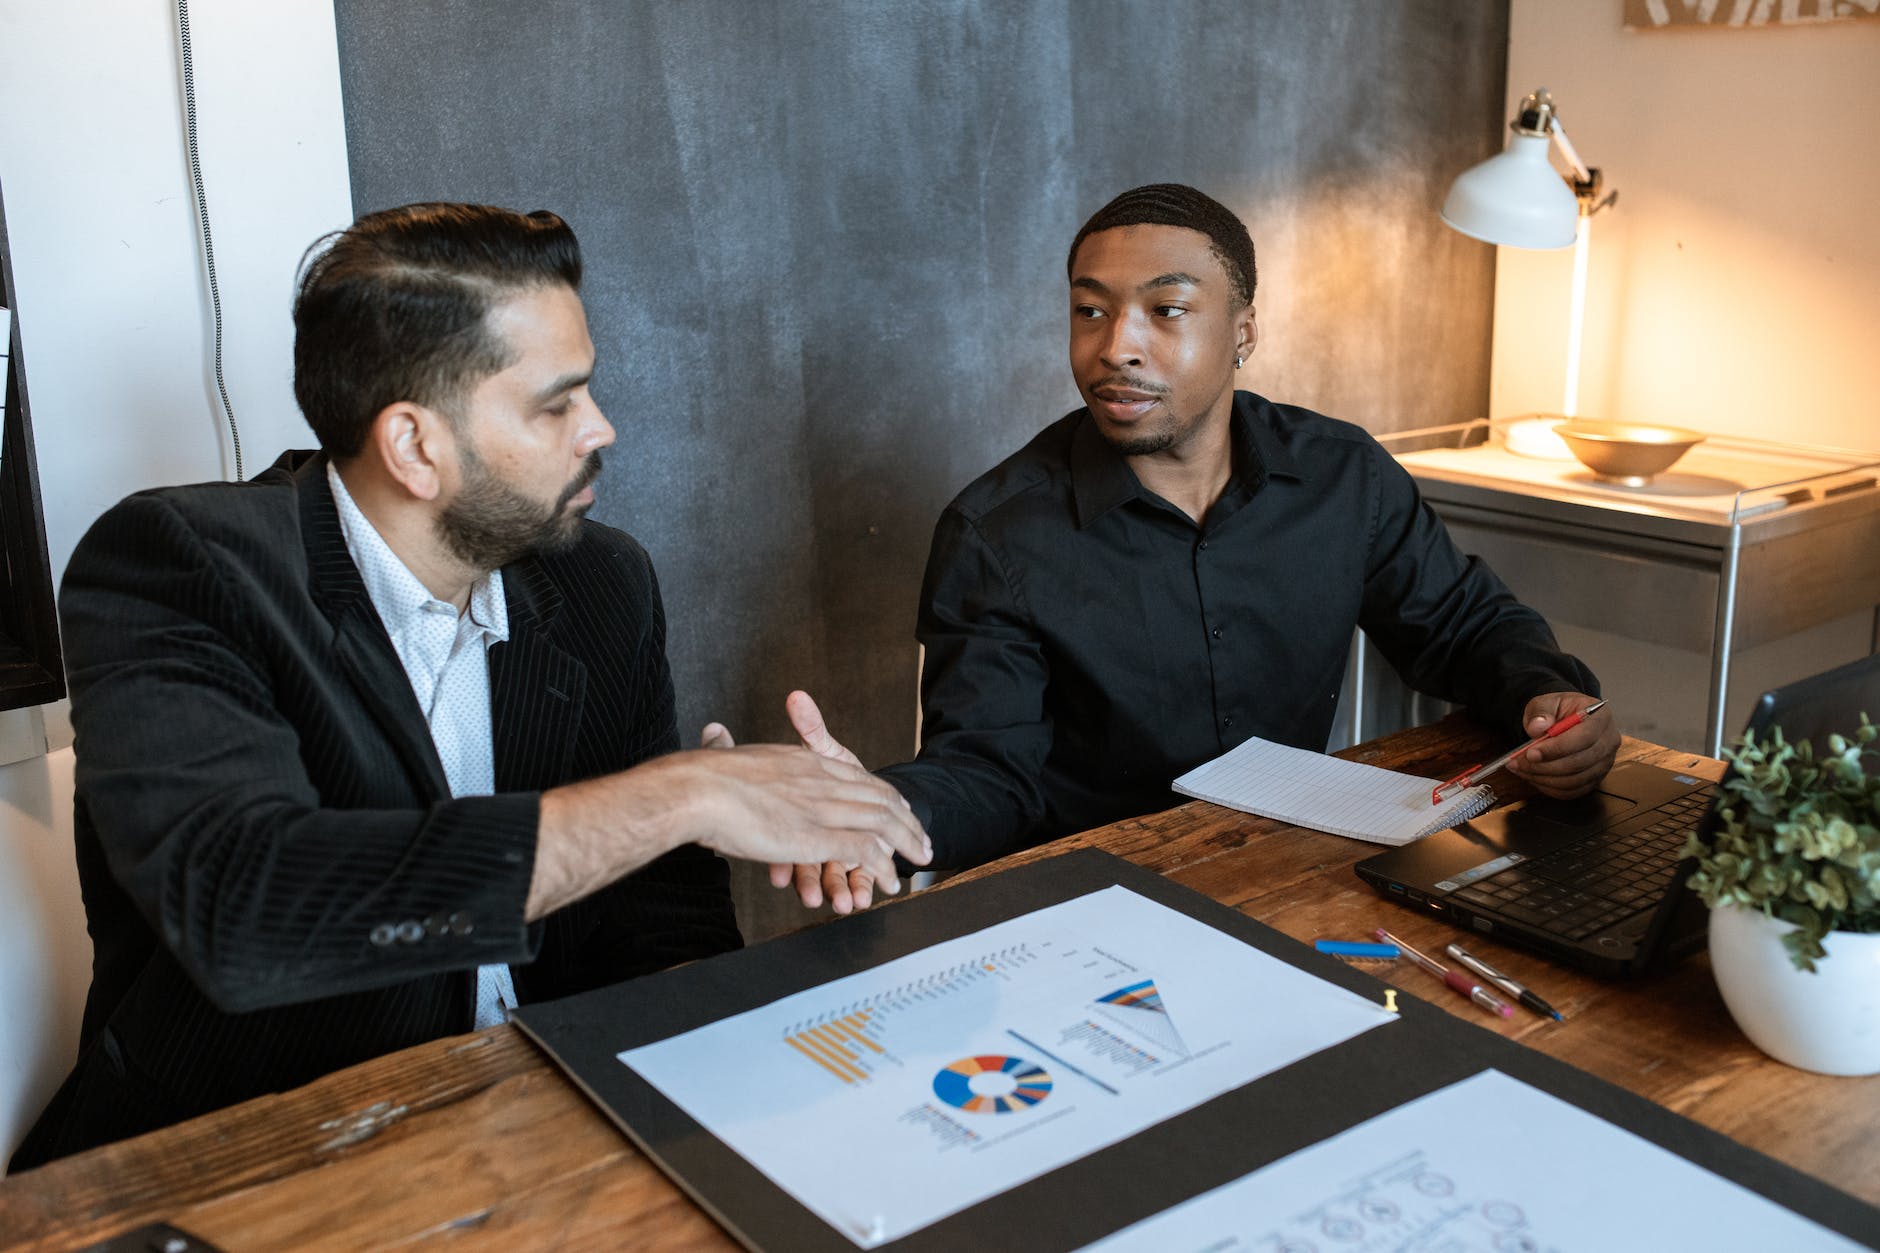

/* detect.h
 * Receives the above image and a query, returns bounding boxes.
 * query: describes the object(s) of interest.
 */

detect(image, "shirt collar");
[326,463,509,644]
[1070,391,1307,529]
[1069,416,1142,529]
[1234,390,1307,487]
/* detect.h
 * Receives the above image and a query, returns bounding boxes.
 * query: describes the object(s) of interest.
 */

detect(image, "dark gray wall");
[332,0,1508,928]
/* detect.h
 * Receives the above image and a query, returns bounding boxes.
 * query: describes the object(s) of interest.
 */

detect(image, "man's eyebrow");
[533,371,591,405]
[1069,272,1206,296]
[1139,271,1204,292]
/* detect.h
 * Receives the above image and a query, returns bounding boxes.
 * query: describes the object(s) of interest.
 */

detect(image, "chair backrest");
[913,642,925,753]
[0,746,91,1171]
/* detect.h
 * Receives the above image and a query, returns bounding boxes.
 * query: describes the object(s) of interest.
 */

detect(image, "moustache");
[1090,376,1169,396]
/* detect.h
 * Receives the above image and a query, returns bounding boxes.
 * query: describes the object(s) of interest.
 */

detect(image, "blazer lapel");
[490,557,587,792]
[294,454,452,803]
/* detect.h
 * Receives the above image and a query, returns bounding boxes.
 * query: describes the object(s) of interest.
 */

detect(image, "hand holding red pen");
[1507,693,1619,799]
[1434,694,1617,804]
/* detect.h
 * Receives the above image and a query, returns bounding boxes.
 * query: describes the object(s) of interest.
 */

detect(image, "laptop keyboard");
[1446,790,1714,942]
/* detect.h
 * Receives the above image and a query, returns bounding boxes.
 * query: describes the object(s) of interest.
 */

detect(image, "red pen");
[1431,699,1607,805]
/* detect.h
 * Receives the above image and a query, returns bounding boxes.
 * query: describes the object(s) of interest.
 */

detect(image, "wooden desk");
[3,721,1875,1251]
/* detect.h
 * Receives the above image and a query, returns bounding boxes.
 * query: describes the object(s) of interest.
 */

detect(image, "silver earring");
[1234,355,1244,369]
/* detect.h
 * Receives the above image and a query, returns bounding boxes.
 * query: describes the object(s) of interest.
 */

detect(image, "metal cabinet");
[1359,421,1880,755]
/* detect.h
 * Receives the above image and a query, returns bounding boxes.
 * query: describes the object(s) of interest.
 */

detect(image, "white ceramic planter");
[1708,905,1880,1076]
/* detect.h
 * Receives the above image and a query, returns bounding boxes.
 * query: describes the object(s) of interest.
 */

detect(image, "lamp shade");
[1441,132,1577,249]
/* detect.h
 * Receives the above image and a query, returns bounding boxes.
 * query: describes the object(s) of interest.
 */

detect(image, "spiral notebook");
[1171,735,1494,846]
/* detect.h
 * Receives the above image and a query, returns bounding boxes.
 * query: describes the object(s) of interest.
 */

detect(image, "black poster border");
[512,848,1879,1251]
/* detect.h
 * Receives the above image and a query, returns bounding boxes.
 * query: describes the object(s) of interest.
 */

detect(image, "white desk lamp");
[1444,88,1617,429]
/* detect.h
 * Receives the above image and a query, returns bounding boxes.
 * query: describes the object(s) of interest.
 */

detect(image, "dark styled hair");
[1066,183,1256,307]
[292,202,583,457]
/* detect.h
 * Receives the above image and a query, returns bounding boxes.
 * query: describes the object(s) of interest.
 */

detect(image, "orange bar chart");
[784,1009,884,1084]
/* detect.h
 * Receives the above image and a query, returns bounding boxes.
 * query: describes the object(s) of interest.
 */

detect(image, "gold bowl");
[1555,420,1707,486]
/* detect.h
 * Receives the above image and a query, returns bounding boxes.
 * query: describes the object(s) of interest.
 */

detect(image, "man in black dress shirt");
[780,184,1616,898]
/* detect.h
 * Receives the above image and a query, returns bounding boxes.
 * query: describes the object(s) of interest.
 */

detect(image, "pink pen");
[1432,699,1608,804]
[1376,928,1513,1018]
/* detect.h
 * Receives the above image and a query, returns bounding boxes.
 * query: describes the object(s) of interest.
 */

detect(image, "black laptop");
[1354,652,1880,978]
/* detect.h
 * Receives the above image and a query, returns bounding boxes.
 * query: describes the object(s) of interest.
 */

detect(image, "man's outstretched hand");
[529,720,930,923]
[704,690,922,915]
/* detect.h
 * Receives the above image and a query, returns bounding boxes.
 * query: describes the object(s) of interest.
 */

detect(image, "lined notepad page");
[1172,736,1494,845]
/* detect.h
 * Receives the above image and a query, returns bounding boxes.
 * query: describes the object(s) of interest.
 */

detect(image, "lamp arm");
[1551,117,1615,215]
[1548,118,1595,188]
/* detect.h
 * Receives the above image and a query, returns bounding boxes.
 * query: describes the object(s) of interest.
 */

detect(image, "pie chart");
[932,1055,1053,1114]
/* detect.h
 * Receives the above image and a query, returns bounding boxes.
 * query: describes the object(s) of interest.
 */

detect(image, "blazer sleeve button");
[448,911,475,937]
[396,920,424,943]
[424,913,449,937]
[369,922,397,947]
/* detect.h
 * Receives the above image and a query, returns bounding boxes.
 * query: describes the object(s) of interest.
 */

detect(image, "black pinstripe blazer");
[12,450,740,1169]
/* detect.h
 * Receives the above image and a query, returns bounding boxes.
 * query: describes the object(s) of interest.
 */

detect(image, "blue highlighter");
[1314,939,1401,960]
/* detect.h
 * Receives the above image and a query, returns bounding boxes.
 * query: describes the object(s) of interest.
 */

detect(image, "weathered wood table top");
[4,719,1874,1251]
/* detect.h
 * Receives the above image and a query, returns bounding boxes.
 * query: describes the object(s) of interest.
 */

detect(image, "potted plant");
[1683,715,1880,1075]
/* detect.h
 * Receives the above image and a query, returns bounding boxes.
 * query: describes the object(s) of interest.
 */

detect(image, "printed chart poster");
[620,885,1395,1247]
[1081,1069,1864,1252]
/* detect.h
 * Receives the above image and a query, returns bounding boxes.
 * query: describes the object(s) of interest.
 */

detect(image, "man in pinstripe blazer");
[11,203,929,1169]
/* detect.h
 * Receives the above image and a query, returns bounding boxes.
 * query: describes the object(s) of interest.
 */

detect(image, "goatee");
[436,450,603,571]
[1099,428,1178,457]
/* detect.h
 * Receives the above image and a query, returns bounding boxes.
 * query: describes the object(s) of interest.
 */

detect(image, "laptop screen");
[1740,652,1880,755]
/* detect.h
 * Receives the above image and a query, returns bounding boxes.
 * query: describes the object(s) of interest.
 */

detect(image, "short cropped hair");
[292,202,583,457]
[1066,183,1256,307]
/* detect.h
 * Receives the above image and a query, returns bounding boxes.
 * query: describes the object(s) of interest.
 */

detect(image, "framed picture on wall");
[1625,0,1880,29]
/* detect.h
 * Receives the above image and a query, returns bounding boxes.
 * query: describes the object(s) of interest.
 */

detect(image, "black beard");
[435,450,602,571]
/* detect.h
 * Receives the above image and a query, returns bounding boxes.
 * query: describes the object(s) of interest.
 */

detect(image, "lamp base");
[1500,414,1576,461]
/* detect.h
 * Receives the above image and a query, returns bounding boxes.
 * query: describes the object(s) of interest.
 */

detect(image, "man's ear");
[366,402,454,503]
[1235,304,1258,365]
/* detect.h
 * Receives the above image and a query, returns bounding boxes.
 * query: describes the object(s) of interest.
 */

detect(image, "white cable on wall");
[177,0,243,481]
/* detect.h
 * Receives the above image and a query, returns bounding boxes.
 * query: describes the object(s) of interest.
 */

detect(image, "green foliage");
[1683,715,1880,972]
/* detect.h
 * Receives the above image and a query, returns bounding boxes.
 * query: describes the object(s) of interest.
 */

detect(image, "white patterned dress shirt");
[328,464,517,1029]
